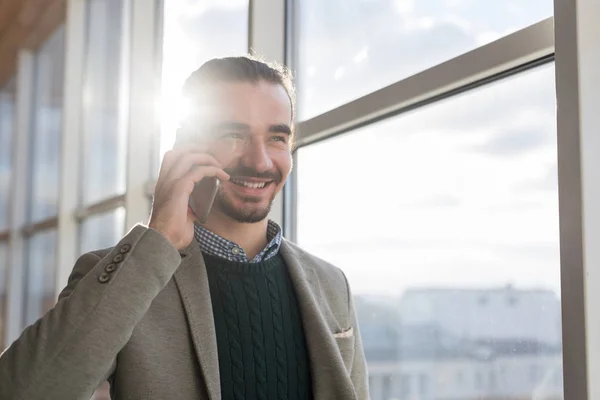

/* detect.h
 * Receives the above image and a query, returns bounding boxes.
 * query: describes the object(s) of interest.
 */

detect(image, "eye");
[270,135,288,143]
[221,132,244,140]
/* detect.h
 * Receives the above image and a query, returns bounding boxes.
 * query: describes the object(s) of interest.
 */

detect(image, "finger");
[164,152,222,182]
[158,145,209,180]
[158,149,181,180]
[188,165,230,183]
[176,143,209,153]
[176,166,230,195]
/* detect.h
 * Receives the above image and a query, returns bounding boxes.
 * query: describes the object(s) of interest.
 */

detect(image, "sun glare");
[158,21,195,158]
[158,0,249,162]
[159,90,192,148]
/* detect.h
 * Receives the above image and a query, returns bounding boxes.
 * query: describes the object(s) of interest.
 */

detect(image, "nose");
[240,139,273,173]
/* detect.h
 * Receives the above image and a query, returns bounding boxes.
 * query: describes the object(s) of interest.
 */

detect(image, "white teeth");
[231,179,266,189]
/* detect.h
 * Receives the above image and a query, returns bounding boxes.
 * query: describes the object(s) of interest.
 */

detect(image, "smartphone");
[188,177,220,224]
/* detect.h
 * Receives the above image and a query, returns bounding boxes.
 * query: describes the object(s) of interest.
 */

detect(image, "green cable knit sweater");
[203,252,313,400]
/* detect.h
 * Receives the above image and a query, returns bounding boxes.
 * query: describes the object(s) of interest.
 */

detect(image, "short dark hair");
[182,54,296,126]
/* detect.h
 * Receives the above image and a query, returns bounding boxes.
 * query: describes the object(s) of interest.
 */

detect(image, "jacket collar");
[173,238,356,400]
[173,242,221,400]
[279,238,357,399]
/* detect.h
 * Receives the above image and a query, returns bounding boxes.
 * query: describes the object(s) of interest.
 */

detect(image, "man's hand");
[149,145,230,249]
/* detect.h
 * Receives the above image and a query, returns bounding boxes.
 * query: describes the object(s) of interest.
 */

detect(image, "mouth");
[228,177,275,194]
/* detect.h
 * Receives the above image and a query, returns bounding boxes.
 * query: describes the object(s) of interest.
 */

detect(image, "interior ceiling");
[0,0,66,88]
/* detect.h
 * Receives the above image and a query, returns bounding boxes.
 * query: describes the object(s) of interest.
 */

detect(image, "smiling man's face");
[194,80,293,223]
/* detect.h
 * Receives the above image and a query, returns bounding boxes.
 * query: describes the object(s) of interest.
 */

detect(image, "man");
[0,56,368,400]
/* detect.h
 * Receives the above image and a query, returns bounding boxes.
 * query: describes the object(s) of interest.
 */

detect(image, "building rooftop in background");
[357,286,563,364]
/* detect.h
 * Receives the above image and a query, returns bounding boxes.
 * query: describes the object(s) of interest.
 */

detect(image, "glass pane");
[0,78,16,231]
[296,64,562,400]
[158,0,249,164]
[29,26,66,223]
[0,241,8,350]
[24,229,57,327]
[297,0,553,120]
[80,0,128,205]
[79,208,125,254]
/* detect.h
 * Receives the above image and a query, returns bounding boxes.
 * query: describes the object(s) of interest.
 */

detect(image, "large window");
[80,0,128,205]
[28,25,66,223]
[296,64,562,400]
[296,0,553,120]
[158,0,249,161]
[23,229,57,327]
[22,25,66,329]
[0,78,16,231]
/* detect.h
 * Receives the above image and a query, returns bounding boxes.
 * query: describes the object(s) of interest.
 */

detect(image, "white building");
[358,286,563,400]
[399,286,562,346]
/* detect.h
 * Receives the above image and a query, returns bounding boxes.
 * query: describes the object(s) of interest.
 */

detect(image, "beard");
[214,186,276,223]
[213,164,282,223]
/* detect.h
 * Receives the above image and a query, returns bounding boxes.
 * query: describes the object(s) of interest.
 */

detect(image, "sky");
[296,65,559,298]
[157,0,559,298]
[297,0,553,119]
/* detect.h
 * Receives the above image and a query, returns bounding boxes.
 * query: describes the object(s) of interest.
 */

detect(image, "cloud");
[393,0,415,15]
[413,195,462,208]
[296,0,554,120]
[470,126,553,156]
[487,201,545,212]
[514,164,558,192]
[490,242,559,262]
[169,0,247,19]
[170,7,248,61]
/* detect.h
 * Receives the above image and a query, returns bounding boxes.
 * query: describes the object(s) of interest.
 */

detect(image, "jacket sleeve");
[343,272,370,400]
[0,224,182,400]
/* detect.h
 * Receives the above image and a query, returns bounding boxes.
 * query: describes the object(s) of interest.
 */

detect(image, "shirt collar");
[193,220,282,263]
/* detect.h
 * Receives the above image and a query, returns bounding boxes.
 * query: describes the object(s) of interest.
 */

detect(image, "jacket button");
[120,244,132,253]
[105,263,117,273]
[98,272,111,283]
[113,253,124,263]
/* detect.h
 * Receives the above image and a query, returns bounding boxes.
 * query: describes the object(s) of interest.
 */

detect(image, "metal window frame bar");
[282,0,299,242]
[0,79,17,242]
[6,50,34,344]
[247,0,253,53]
[249,0,285,59]
[73,194,126,221]
[248,0,287,228]
[124,0,161,229]
[22,217,59,238]
[554,0,600,398]
[56,0,86,296]
[294,17,555,148]
[149,0,165,177]
[116,0,133,203]
[282,150,298,242]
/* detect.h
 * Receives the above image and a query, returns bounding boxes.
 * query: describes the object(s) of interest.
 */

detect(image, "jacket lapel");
[173,243,220,400]
[280,240,357,400]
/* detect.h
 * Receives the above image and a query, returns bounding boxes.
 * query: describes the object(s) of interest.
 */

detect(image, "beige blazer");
[0,225,369,400]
